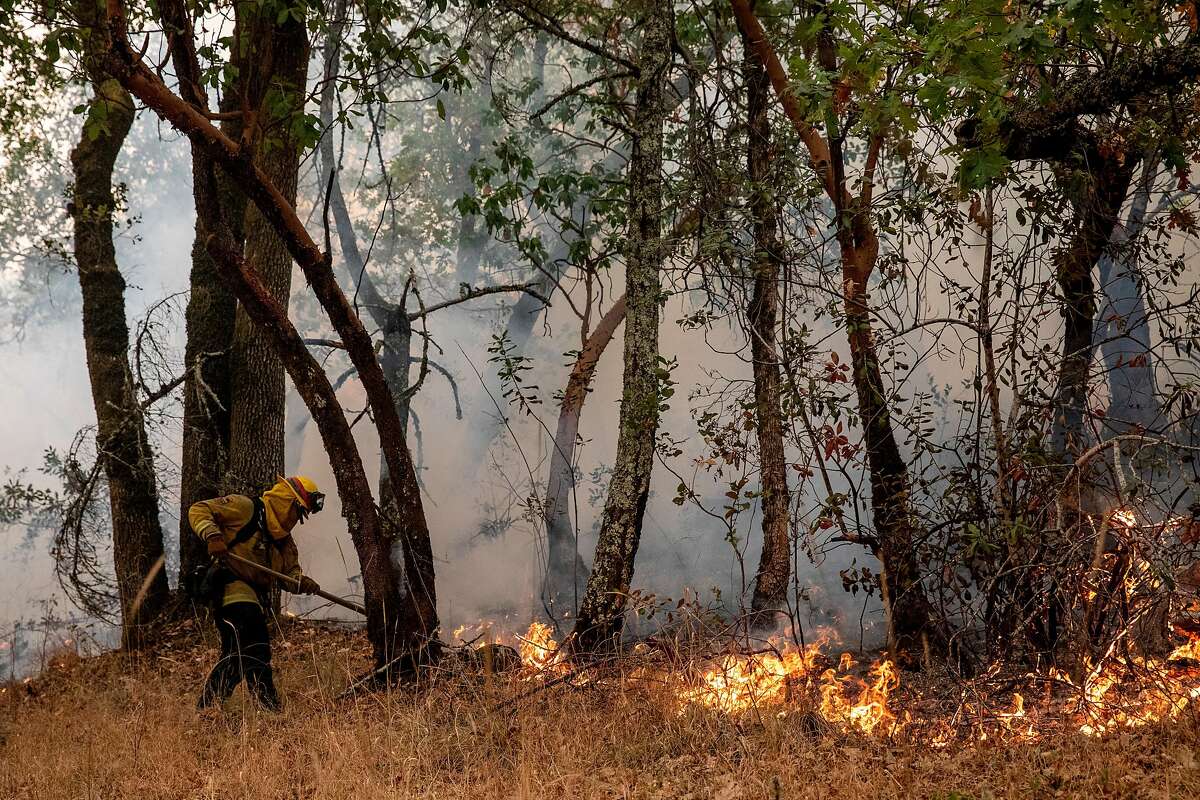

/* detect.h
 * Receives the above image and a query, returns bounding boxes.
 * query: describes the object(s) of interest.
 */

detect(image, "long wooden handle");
[225,551,368,616]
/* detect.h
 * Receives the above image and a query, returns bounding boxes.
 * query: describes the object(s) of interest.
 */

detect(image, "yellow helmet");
[276,475,325,515]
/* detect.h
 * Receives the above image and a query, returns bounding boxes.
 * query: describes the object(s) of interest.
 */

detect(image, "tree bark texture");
[466,65,707,469]
[743,25,791,624]
[543,294,626,618]
[318,6,428,610]
[569,1,672,653]
[194,163,418,667]
[224,8,310,496]
[165,0,250,583]
[174,90,247,585]
[844,278,940,660]
[69,39,169,647]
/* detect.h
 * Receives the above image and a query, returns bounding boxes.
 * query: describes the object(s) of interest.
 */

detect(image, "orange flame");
[674,638,902,735]
[517,621,567,674]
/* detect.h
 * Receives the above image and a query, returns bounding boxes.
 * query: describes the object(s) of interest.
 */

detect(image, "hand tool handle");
[225,551,368,616]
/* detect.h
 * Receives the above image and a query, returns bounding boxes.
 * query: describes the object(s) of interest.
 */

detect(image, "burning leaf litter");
[452,616,1200,746]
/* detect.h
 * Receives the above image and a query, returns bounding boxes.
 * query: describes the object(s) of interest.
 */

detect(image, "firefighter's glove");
[206,535,228,560]
[297,575,320,595]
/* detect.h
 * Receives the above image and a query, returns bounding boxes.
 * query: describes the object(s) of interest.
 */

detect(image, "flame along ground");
[452,617,1200,744]
[451,505,1200,745]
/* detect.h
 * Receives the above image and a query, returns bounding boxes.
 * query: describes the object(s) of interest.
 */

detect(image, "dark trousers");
[198,601,280,711]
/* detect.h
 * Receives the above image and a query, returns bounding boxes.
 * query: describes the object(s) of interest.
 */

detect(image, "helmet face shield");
[279,476,323,520]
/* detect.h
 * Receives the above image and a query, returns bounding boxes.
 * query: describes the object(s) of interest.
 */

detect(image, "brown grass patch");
[1,618,1198,799]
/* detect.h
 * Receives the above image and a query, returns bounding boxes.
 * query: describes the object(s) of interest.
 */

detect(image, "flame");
[674,638,902,735]
[1168,636,1200,663]
[679,644,819,713]
[818,657,903,734]
[482,613,1200,744]
[1073,658,1200,737]
[517,621,567,674]
[463,512,1200,745]
[1110,507,1139,529]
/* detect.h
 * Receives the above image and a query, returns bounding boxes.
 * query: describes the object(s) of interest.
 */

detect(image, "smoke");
[8,25,1200,683]
[0,89,891,667]
[0,104,194,674]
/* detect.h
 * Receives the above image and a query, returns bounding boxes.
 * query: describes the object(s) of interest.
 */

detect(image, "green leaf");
[957,147,1009,190]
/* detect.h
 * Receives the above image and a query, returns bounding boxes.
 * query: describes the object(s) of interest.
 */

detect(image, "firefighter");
[189,475,326,711]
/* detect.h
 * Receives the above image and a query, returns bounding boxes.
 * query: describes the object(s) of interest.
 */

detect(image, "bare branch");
[408,282,551,320]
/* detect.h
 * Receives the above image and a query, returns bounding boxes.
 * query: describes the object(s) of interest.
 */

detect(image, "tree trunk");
[1095,159,1160,437]
[317,5,433,620]
[168,0,258,582]
[194,163,416,668]
[466,65,707,468]
[1050,155,1136,461]
[543,295,626,618]
[569,2,672,653]
[453,75,492,286]
[140,2,437,668]
[224,10,310,495]
[843,276,940,660]
[69,59,169,648]
[730,0,941,661]
[743,25,791,625]
[174,87,246,585]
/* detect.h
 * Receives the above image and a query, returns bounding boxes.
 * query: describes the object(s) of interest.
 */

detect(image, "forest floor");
[1,616,1198,800]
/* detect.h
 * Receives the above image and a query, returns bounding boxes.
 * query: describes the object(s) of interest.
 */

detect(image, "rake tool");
[225,551,368,616]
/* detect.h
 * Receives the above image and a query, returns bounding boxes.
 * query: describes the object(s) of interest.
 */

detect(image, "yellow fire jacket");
[188,493,304,607]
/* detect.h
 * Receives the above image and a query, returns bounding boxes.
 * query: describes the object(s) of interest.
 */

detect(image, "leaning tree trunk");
[569,1,672,653]
[143,1,437,668]
[543,295,626,618]
[317,0,414,444]
[743,26,791,624]
[842,276,940,660]
[193,161,418,668]
[731,0,941,663]
[224,11,309,496]
[69,67,169,648]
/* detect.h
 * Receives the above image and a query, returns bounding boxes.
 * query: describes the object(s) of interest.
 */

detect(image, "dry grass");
[2,618,1199,799]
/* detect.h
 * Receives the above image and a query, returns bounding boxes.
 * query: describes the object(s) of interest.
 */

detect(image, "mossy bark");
[69,69,169,648]
[743,26,791,625]
[569,0,672,653]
